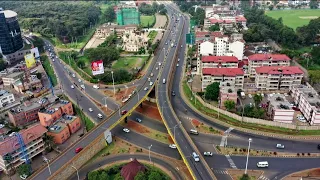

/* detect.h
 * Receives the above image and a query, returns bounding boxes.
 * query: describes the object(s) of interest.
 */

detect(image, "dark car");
[318,144,320,150]
[172,91,175,96]
[121,110,128,115]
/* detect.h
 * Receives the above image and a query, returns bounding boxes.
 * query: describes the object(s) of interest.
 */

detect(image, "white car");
[149,82,153,86]
[80,84,85,89]
[93,85,99,89]
[72,74,75,78]
[276,144,285,149]
[150,73,154,77]
[158,62,162,66]
[248,94,252,98]
[178,58,180,61]
[156,67,159,70]
[169,144,177,149]
[177,63,179,67]
[203,152,213,156]
[20,174,28,180]
[123,128,130,133]
[144,87,149,91]
[88,108,93,112]
[71,85,75,89]
[78,79,81,83]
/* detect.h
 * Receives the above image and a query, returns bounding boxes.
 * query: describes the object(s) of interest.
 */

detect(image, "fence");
[190,84,320,131]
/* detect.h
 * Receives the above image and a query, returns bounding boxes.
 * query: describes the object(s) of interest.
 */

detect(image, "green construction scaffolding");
[117,8,140,25]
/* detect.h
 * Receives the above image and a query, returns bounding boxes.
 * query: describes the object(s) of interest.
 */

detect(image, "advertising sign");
[30,47,40,59]
[24,54,36,68]
[91,60,104,76]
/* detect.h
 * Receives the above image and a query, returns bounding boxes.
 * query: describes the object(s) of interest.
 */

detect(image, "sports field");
[265,9,320,30]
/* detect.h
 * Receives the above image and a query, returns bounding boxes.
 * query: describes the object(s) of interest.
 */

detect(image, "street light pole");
[245,138,252,175]
[111,71,116,97]
[148,144,152,164]
[42,156,51,176]
[71,165,80,180]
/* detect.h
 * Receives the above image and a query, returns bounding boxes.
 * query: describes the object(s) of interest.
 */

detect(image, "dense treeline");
[0,1,101,43]
[244,7,320,48]
[138,2,166,15]
[174,1,206,25]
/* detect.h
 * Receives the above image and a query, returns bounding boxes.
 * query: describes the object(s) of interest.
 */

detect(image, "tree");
[310,0,319,9]
[88,171,99,180]
[0,59,7,71]
[43,134,56,151]
[85,47,120,65]
[17,164,31,176]
[224,100,235,111]
[114,173,124,180]
[159,9,167,15]
[309,70,320,85]
[36,72,42,80]
[240,174,250,180]
[148,171,162,180]
[253,94,263,106]
[204,82,220,101]
[99,171,109,180]
[134,171,147,180]
[209,23,220,32]
[268,5,274,10]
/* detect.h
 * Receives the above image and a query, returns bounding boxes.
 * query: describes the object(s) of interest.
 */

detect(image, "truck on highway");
[171,43,174,47]
[241,92,245,99]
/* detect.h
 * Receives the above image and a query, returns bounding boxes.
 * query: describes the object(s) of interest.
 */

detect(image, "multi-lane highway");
[31,4,184,179]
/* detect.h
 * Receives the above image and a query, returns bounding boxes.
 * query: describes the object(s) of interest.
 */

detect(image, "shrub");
[297,153,300,156]
[273,152,277,155]
[302,153,305,156]
[234,148,237,152]
[308,153,311,156]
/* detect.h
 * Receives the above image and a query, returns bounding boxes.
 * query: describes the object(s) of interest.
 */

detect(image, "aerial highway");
[30,5,183,179]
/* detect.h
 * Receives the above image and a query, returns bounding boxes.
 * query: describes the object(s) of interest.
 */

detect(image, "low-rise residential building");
[38,100,73,127]
[0,90,15,108]
[203,15,247,31]
[248,54,291,77]
[8,97,56,126]
[0,123,47,174]
[291,84,320,125]
[201,56,239,69]
[13,74,42,93]
[47,115,81,144]
[197,32,244,60]
[267,93,294,123]
[2,72,24,86]
[255,66,304,90]
[95,24,138,39]
[202,68,244,91]
[219,85,237,109]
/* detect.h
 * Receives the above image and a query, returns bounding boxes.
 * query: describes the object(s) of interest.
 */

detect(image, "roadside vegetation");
[74,104,95,132]
[41,55,57,87]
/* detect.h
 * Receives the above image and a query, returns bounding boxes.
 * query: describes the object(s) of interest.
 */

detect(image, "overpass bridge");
[30,4,214,180]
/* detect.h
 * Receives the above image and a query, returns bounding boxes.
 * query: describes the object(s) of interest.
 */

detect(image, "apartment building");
[255,66,304,90]
[197,31,244,60]
[47,115,81,144]
[267,94,294,123]
[202,68,244,91]
[204,15,247,30]
[0,123,47,174]
[0,90,15,108]
[201,56,238,70]
[38,100,73,127]
[8,97,56,126]
[219,85,237,109]
[248,54,291,77]
[291,84,320,125]
[2,72,24,86]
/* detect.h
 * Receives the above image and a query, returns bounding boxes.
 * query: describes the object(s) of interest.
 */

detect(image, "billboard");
[30,47,40,59]
[91,60,104,76]
[24,54,36,68]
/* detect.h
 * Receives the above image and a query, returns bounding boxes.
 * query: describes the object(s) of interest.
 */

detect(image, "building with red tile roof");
[202,56,239,69]
[0,123,47,174]
[255,66,304,90]
[121,158,146,180]
[248,53,291,77]
[202,68,244,91]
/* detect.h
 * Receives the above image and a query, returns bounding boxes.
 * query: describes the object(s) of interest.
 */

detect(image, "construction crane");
[15,132,32,174]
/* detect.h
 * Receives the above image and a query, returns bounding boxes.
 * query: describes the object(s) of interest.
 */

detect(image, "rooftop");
[0,123,47,156]
[202,68,244,76]
[3,72,24,79]
[9,96,59,114]
[220,85,236,94]
[268,93,293,111]
[48,121,67,133]
[255,66,304,75]
[39,100,70,114]
[248,54,291,61]
[0,10,17,18]
[202,56,238,63]
[295,85,320,110]
[0,90,12,97]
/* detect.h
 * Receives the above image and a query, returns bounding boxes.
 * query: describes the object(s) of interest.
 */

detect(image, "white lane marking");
[225,155,237,169]
[220,136,227,147]
[258,175,270,180]
[213,170,229,175]
[224,127,234,134]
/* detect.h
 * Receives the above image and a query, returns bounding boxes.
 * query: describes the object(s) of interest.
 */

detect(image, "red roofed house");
[202,56,238,69]
[248,54,291,77]
[121,158,146,180]
[0,123,47,174]
[202,68,244,91]
[255,66,304,90]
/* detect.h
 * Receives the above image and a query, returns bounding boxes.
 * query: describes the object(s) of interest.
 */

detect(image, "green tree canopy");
[105,6,116,23]
[148,171,162,180]
[17,164,31,176]
[209,23,220,32]
[309,70,320,85]
[134,171,147,180]
[224,100,235,111]
[253,94,263,106]
[0,59,7,71]
[85,47,120,65]
[205,82,220,101]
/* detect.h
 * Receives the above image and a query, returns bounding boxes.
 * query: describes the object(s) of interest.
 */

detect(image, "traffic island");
[215,145,320,158]
[191,119,223,135]
[283,167,320,180]
[227,169,263,180]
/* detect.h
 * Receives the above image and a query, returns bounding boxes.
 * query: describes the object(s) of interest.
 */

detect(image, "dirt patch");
[285,168,320,179]
[228,169,263,180]
[299,16,319,19]
[192,119,201,126]
[126,120,150,133]
[136,102,162,121]
[168,135,174,144]
[102,86,136,103]
[192,119,223,135]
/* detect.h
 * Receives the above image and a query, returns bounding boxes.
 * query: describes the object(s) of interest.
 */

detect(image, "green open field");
[112,56,149,70]
[140,15,156,28]
[265,9,320,30]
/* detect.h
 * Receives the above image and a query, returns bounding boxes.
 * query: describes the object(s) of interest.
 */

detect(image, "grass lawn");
[265,9,320,30]
[112,56,149,70]
[41,56,57,87]
[140,15,156,28]
[148,30,158,42]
